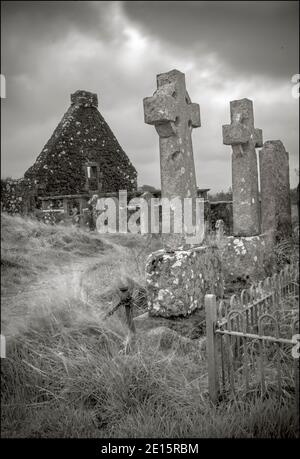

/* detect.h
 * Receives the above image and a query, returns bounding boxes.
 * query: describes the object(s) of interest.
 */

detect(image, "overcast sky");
[1,1,299,192]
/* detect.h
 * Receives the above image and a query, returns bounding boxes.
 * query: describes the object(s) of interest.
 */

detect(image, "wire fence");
[205,263,299,408]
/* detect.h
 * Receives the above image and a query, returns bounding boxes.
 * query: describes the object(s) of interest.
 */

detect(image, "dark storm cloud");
[1,1,111,42]
[1,1,114,78]
[123,1,299,79]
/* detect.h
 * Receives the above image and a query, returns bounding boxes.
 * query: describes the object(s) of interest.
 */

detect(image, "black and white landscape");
[1,1,299,441]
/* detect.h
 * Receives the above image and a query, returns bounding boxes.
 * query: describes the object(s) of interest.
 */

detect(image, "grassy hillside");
[1,214,299,438]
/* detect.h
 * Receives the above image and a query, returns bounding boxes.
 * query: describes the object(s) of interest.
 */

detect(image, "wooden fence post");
[124,298,136,335]
[205,294,219,403]
[295,357,299,417]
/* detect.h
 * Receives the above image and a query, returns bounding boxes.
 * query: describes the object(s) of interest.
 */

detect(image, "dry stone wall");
[1,178,37,215]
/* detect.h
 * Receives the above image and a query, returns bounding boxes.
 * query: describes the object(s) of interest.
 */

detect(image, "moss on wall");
[24,90,137,196]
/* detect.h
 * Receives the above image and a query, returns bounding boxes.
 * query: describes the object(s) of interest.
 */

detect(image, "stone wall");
[1,178,38,215]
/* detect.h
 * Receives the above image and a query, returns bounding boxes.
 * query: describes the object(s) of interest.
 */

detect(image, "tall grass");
[1,213,109,294]
[1,214,299,438]
[1,295,299,438]
[1,213,150,333]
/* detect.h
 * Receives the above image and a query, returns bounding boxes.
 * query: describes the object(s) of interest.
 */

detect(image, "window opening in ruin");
[85,164,99,191]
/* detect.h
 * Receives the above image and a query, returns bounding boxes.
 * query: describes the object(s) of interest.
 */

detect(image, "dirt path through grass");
[1,240,132,338]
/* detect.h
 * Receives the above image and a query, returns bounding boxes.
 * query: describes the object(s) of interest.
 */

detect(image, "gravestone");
[259,140,292,240]
[215,219,225,240]
[143,69,201,248]
[223,98,262,236]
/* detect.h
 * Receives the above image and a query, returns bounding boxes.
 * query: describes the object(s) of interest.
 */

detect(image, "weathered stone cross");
[222,98,262,236]
[143,69,201,248]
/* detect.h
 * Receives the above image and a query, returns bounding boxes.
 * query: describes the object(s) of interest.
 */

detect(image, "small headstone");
[215,219,225,240]
[143,69,201,249]
[223,98,262,236]
[259,140,292,240]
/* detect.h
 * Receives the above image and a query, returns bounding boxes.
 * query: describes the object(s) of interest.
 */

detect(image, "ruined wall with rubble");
[24,90,137,196]
[1,178,39,215]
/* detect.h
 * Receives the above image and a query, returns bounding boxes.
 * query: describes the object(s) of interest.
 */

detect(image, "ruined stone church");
[25,90,137,196]
[1,89,138,217]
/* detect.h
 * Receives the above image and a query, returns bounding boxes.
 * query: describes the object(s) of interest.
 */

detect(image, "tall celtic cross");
[222,98,262,236]
[143,69,201,248]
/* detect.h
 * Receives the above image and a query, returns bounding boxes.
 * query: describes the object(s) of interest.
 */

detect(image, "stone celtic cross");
[222,98,262,236]
[143,69,201,248]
